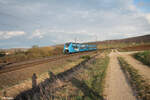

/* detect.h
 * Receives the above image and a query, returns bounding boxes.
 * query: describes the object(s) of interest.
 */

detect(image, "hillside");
[85,34,150,50]
[98,34,150,44]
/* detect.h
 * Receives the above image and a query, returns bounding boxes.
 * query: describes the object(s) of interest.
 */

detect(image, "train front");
[63,42,71,54]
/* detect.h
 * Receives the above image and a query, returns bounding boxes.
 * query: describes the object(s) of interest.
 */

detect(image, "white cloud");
[29,29,44,39]
[36,28,97,36]
[26,0,150,43]
[48,29,90,34]
[0,0,150,48]
[0,31,25,39]
[145,14,150,24]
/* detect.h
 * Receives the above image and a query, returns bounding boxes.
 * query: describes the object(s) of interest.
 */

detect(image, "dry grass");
[10,51,109,100]
[119,44,150,52]
[39,52,110,100]
[0,55,84,97]
[0,46,63,63]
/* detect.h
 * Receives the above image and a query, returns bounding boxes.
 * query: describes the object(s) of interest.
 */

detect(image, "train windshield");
[65,43,70,47]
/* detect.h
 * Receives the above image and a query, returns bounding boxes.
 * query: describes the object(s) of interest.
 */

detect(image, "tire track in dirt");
[119,51,150,83]
[104,51,136,100]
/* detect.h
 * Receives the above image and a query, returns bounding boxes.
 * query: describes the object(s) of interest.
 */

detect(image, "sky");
[0,0,150,48]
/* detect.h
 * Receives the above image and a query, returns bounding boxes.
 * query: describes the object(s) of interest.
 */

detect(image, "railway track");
[0,52,95,74]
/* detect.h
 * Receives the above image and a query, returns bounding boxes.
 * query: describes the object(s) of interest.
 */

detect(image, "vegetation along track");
[0,51,95,74]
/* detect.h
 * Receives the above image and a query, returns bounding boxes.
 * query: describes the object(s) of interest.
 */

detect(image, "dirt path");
[104,51,136,100]
[118,51,150,83]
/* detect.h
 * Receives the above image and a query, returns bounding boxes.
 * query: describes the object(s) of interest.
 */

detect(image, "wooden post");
[3,91,7,97]
[32,73,37,89]
[48,71,56,80]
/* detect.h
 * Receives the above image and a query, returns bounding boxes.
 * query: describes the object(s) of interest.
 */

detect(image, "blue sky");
[0,0,150,48]
[134,0,150,12]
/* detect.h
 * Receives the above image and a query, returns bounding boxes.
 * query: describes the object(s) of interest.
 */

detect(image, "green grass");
[85,56,109,94]
[134,51,150,66]
[118,57,150,100]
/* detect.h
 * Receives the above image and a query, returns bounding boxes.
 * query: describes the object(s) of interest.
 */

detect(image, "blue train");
[63,42,97,54]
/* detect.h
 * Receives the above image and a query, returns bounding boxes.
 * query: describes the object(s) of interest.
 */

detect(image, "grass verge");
[56,54,110,100]
[84,56,109,96]
[118,57,150,100]
[133,51,150,67]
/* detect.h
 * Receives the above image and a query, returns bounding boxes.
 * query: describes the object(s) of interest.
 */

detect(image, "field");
[15,51,109,100]
[12,48,150,100]
[97,42,150,52]
[0,53,95,97]
[120,44,150,52]
[0,46,63,64]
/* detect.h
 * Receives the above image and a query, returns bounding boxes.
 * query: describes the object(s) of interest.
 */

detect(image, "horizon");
[0,0,150,48]
[0,33,149,49]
